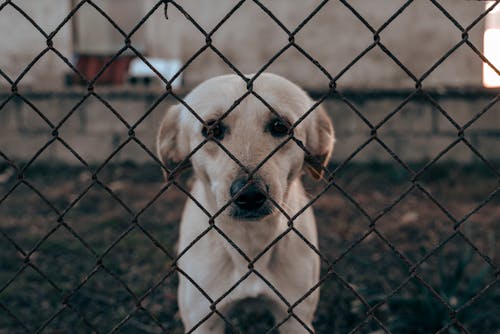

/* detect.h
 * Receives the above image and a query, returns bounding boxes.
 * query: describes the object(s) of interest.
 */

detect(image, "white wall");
[0,0,491,90]
[0,0,72,89]
[145,0,487,89]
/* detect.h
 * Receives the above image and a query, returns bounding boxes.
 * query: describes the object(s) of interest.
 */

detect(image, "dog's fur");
[157,73,334,333]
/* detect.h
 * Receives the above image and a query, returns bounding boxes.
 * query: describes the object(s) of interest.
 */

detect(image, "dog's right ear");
[156,104,191,180]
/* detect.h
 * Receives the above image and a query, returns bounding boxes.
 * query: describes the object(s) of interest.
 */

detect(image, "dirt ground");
[0,162,498,334]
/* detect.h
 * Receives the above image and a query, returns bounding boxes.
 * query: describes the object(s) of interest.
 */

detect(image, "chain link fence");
[0,0,499,333]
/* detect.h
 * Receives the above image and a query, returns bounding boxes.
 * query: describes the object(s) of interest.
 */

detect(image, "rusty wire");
[0,0,499,333]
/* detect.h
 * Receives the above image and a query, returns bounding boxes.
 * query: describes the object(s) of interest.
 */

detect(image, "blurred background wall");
[0,0,489,89]
[0,0,498,165]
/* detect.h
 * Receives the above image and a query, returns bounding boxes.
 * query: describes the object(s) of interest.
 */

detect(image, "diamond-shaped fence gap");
[74,0,127,43]
[318,96,371,150]
[379,0,468,83]
[15,8,77,84]
[333,231,410,306]
[15,94,54,130]
[84,0,146,42]
[375,94,433,137]
[418,152,499,220]
[26,226,96,301]
[100,227,173,297]
[375,186,457,263]
[420,42,484,88]
[0,263,63,332]
[259,45,331,91]
[0,4,47,83]
[313,272,371,334]
[11,0,74,33]
[17,93,83,133]
[293,1,374,85]
[413,234,498,332]
[20,152,93,216]
[0,108,54,167]
[62,183,134,255]
[177,45,243,88]
[329,155,412,218]
[314,190,373,260]
[379,275,459,334]
[207,1,290,76]
[131,179,183,254]
[139,273,183,333]
[132,93,176,138]
[356,92,419,129]
[94,138,203,219]
[56,94,129,165]
[440,96,500,170]
[336,46,416,90]
[376,96,461,164]
[0,181,59,252]
[17,45,76,92]
[66,267,139,333]
[335,140,384,173]
[462,94,500,135]
[144,5,211,87]
[108,134,159,169]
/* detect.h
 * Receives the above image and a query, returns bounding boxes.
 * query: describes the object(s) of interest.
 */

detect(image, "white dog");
[157,73,334,333]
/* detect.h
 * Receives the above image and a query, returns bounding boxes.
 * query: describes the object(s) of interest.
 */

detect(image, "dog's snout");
[230,179,267,211]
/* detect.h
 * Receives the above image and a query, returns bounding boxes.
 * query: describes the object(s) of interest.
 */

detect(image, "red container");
[73,54,134,85]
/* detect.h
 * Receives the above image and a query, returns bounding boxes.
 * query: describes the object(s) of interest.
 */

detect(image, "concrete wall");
[0,0,492,90]
[147,0,488,89]
[1,1,498,165]
[1,90,498,165]
[0,0,72,88]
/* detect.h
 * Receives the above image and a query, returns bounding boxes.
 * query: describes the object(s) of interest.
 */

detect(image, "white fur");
[157,73,335,333]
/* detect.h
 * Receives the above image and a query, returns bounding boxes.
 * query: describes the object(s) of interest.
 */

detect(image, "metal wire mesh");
[0,0,499,333]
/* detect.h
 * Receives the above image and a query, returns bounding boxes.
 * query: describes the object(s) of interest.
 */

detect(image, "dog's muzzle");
[229,178,272,219]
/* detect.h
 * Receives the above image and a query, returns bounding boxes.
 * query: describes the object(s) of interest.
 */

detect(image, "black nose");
[230,178,267,211]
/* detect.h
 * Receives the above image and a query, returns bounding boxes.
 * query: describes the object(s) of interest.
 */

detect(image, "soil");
[0,162,498,334]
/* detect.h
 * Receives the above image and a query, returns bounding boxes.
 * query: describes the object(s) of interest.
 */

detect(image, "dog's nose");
[230,178,267,211]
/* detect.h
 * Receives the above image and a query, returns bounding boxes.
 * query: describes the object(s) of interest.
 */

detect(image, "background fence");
[0,0,499,333]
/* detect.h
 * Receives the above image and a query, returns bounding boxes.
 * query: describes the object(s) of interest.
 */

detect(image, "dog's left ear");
[157,104,191,180]
[304,104,335,180]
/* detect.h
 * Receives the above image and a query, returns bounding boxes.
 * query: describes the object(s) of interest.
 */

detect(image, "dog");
[157,73,335,333]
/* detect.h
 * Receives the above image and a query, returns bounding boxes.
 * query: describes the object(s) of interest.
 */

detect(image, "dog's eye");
[202,120,225,140]
[268,119,290,138]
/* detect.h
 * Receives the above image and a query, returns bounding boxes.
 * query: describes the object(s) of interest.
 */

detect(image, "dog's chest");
[224,246,280,299]
[231,267,272,299]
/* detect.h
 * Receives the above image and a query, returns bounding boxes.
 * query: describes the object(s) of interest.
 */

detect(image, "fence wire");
[0,0,499,333]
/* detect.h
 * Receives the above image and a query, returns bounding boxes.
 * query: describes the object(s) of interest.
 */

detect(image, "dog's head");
[157,73,334,220]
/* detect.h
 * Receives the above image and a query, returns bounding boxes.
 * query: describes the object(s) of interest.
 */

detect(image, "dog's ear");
[157,104,191,180]
[304,104,335,180]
